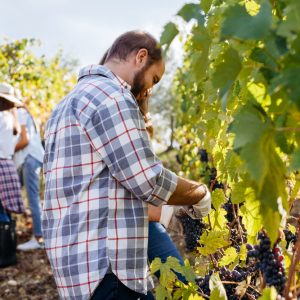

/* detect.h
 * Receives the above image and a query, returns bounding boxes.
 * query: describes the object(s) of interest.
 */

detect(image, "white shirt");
[0,111,19,159]
[14,108,44,168]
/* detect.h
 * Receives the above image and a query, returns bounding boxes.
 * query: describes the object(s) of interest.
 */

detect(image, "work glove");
[159,184,211,234]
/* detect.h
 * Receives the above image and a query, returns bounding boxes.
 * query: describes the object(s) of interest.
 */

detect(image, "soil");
[0,214,59,300]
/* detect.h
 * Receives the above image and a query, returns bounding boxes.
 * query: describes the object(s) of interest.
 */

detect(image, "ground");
[0,214,59,300]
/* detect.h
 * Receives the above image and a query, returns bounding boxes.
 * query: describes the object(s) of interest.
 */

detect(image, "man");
[14,93,45,250]
[43,31,210,300]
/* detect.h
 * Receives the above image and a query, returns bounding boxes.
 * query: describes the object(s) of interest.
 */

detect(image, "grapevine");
[150,0,300,299]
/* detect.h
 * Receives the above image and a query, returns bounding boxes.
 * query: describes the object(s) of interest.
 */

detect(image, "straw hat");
[0,83,23,107]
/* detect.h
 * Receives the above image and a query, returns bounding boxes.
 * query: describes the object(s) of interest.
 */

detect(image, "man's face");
[131,59,165,99]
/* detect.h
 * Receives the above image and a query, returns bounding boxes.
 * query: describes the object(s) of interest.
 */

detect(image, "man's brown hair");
[101,31,162,66]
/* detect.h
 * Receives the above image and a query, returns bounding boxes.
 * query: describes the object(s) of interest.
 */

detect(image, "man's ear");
[135,48,148,69]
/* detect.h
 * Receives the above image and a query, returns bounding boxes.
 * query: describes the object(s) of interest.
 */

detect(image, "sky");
[0,0,188,66]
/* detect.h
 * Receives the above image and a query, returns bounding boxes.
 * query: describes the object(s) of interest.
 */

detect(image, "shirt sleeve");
[17,108,27,126]
[82,93,178,206]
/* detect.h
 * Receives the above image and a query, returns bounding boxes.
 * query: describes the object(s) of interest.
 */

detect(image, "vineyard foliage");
[0,38,76,128]
[152,0,300,299]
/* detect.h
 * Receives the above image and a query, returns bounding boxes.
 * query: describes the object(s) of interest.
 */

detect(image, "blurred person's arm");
[15,108,29,151]
[15,125,29,151]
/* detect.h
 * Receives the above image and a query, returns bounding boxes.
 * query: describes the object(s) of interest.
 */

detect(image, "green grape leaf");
[209,273,228,300]
[277,0,300,38]
[189,26,211,81]
[219,247,238,267]
[201,0,213,14]
[212,189,226,210]
[258,287,278,300]
[239,244,247,261]
[165,256,184,274]
[155,285,171,300]
[250,47,277,70]
[160,264,177,287]
[240,197,262,244]
[269,66,300,109]
[290,148,300,171]
[160,22,179,48]
[231,181,247,204]
[198,230,231,256]
[212,47,241,91]
[230,103,269,150]
[177,3,205,24]
[221,1,272,40]
[150,257,162,274]
[260,205,281,244]
[209,208,228,230]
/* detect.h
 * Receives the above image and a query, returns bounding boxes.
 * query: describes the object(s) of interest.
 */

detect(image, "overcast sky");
[0,0,188,66]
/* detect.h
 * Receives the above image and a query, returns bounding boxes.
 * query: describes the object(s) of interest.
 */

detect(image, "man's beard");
[131,66,147,99]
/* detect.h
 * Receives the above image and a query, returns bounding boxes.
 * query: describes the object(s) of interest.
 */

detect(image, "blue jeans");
[91,273,152,300]
[148,222,186,283]
[19,155,42,237]
[0,200,10,222]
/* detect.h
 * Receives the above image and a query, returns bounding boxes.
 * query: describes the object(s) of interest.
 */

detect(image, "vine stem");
[232,204,244,244]
[276,127,300,132]
[197,291,209,299]
[209,254,218,269]
[284,220,300,299]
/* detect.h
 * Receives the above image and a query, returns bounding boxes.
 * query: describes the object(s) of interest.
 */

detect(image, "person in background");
[0,83,24,221]
[13,90,45,250]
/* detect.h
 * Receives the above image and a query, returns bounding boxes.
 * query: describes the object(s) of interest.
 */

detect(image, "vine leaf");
[177,3,205,24]
[212,46,241,100]
[240,197,262,245]
[160,22,179,49]
[212,189,226,210]
[154,285,171,300]
[201,0,213,14]
[198,230,231,256]
[208,208,228,230]
[221,1,272,40]
[219,247,238,267]
[258,286,278,300]
[209,273,228,300]
[269,66,300,109]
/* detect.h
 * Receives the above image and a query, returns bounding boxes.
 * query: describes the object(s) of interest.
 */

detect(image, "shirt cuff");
[146,167,178,206]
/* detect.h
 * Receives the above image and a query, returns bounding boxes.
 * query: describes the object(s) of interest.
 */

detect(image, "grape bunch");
[178,214,205,251]
[223,200,235,223]
[283,229,297,249]
[247,232,286,294]
[197,267,259,299]
[198,148,209,163]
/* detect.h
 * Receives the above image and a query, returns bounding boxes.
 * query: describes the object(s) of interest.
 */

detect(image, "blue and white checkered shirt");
[42,65,178,300]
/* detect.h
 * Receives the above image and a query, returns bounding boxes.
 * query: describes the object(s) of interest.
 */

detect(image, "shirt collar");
[78,65,131,90]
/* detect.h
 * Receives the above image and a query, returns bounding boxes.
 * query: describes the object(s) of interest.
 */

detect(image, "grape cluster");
[198,149,208,163]
[223,200,235,223]
[247,232,286,294]
[197,267,259,299]
[283,229,297,249]
[178,214,205,251]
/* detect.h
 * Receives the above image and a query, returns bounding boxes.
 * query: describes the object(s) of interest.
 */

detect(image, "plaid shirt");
[0,159,24,214]
[42,65,178,300]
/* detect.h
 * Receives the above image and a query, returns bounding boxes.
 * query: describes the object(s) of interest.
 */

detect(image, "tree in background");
[0,38,77,131]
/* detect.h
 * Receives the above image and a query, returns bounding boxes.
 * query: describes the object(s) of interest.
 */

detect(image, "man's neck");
[104,61,134,86]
